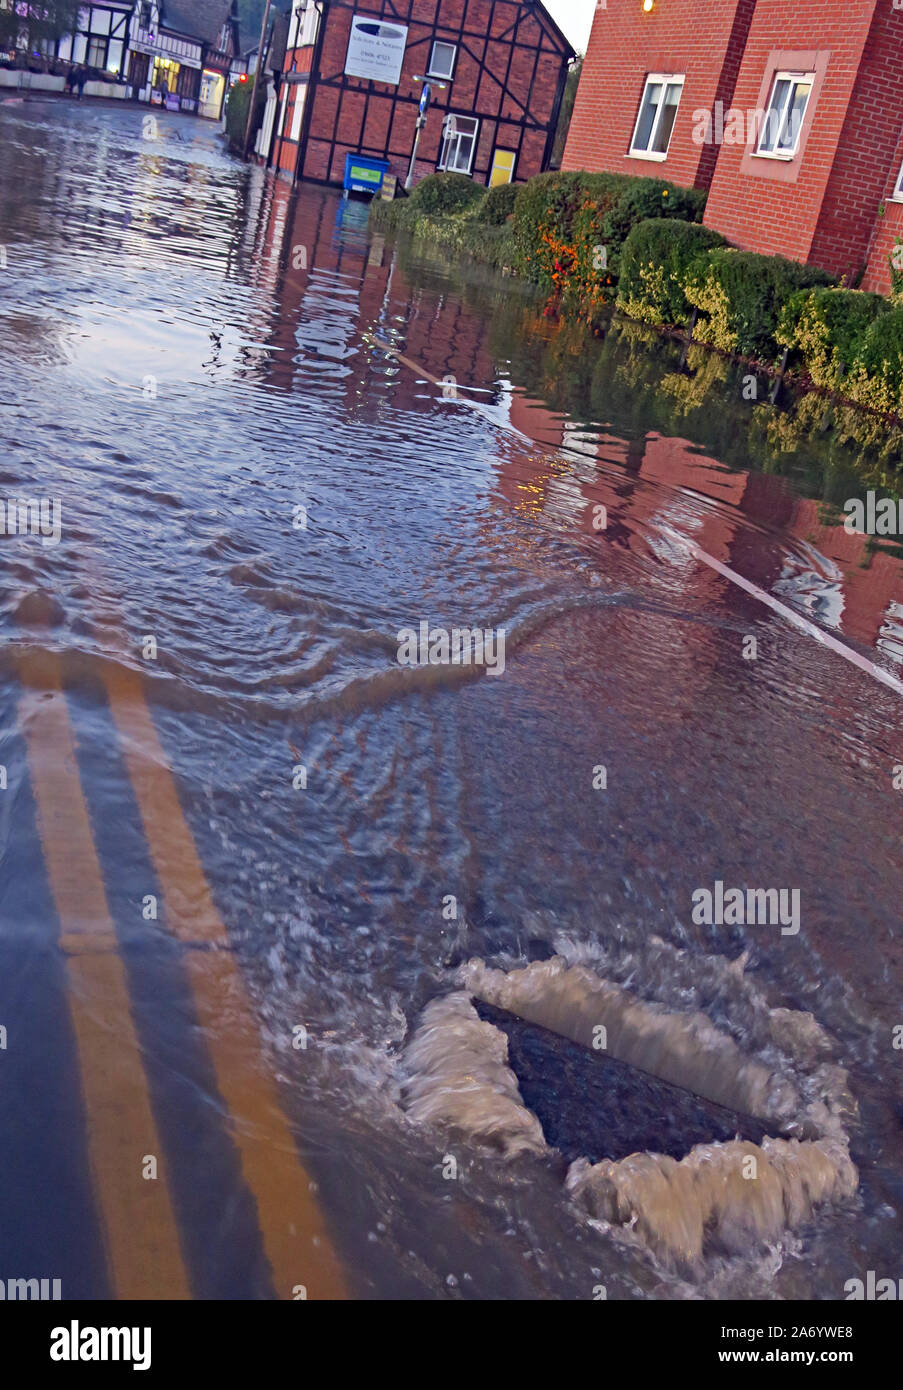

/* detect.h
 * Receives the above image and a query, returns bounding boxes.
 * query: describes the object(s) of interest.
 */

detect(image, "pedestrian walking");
[76,65,86,100]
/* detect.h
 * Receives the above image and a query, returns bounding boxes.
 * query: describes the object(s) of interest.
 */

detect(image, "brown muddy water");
[0,99,902,1301]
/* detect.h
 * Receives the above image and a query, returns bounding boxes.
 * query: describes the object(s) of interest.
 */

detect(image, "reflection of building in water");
[253,184,903,667]
[503,396,903,663]
[255,183,505,419]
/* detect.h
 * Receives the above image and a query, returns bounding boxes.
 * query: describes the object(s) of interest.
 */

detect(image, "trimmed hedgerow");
[846,306,903,416]
[510,169,709,307]
[479,181,518,225]
[225,75,257,154]
[369,172,903,417]
[684,249,835,361]
[777,287,890,390]
[510,170,631,290]
[617,219,727,327]
[568,178,708,314]
[598,179,707,262]
[408,171,486,215]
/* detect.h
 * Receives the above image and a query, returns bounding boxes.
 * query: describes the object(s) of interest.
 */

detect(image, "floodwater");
[1,99,902,1301]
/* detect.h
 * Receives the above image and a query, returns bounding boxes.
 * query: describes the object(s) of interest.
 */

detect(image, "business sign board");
[130,39,201,68]
[344,14,408,86]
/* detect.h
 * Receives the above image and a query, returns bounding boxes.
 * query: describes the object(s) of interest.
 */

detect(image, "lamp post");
[405,74,447,189]
[242,0,273,159]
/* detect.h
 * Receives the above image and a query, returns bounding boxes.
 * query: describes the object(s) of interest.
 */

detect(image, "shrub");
[846,307,903,415]
[511,170,633,289]
[225,76,256,154]
[511,170,707,304]
[600,179,707,255]
[408,171,485,215]
[617,219,727,326]
[368,198,413,232]
[777,287,890,390]
[479,180,518,225]
[684,249,835,361]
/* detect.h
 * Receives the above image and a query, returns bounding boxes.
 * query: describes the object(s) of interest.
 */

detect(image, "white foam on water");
[567,1135,857,1271]
[400,992,548,1159]
[395,954,860,1273]
[459,955,801,1130]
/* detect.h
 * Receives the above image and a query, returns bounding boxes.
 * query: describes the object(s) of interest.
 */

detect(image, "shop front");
[127,21,204,115]
[124,2,238,121]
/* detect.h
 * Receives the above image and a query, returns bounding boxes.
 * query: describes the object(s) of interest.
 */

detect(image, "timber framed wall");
[277,0,573,188]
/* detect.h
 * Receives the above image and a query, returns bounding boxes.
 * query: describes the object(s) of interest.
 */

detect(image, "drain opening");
[401,965,858,1269]
[475,1000,769,1165]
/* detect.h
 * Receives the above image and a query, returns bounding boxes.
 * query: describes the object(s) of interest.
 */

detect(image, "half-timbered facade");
[265,0,573,188]
[125,0,239,117]
[56,3,134,77]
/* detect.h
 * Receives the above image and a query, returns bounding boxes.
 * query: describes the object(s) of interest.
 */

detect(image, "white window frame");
[755,70,814,160]
[289,83,305,140]
[300,1,319,46]
[891,155,903,202]
[439,114,478,175]
[86,34,106,68]
[428,39,456,80]
[629,73,684,161]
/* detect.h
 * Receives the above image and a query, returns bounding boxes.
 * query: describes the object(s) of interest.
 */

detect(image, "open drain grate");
[475,1000,769,1165]
[401,960,859,1268]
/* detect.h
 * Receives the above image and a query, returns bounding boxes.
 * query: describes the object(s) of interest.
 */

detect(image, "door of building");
[128,52,149,92]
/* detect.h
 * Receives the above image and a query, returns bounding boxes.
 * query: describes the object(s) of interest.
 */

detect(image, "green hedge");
[684,249,835,362]
[846,307,903,415]
[599,179,707,262]
[368,170,903,421]
[777,287,890,390]
[510,170,707,301]
[225,76,255,154]
[479,180,518,225]
[369,199,515,270]
[617,219,727,327]
[408,171,485,215]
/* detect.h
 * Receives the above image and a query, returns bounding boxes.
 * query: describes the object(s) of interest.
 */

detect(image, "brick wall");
[702,0,882,271]
[561,0,755,189]
[564,0,903,288]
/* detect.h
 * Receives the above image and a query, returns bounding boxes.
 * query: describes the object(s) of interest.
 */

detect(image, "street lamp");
[405,74,447,190]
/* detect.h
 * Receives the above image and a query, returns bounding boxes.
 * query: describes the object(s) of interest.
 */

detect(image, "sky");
[545,0,596,52]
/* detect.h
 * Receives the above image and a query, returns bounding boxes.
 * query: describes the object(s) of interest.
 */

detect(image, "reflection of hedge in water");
[376,174,903,430]
[381,232,903,503]
[490,307,903,500]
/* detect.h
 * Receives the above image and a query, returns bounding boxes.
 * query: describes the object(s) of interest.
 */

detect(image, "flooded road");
[1,99,902,1301]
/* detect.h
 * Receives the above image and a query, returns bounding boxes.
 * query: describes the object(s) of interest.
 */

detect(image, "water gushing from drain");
[400,956,859,1272]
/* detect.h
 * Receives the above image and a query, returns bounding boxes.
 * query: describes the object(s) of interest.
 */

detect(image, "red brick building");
[264,0,573,188]
[562,0,903,292]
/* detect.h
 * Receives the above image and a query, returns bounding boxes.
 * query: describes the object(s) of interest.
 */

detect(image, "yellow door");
[489,149,515,187]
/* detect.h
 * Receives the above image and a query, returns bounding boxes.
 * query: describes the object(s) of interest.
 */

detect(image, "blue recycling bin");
[343,153,391,197]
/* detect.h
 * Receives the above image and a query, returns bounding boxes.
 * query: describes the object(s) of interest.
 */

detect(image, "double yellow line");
[18,645,346,1300]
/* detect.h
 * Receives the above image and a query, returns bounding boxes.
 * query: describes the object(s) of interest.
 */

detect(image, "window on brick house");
[440,115,478,175]
[428,40,456,80]
[630,75,684,159]
[756,72,814,158]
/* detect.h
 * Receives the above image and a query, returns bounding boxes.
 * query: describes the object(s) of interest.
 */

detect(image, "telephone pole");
[242,0,273,159]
